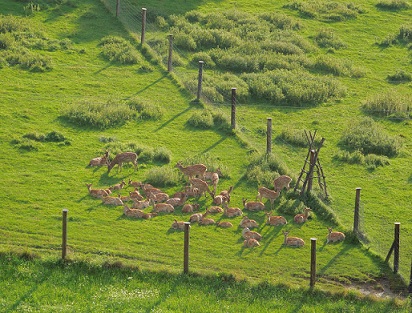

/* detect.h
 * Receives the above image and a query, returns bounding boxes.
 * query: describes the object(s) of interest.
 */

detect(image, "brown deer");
[266,212,287,226]
[189,178,214,198]
[189,211,206,223]
[217,221,233,228]
[239,216,259,229]
[182,203,200,213]
[107,152,138,173]
[166,193,188,207]
[131,199,150,210]
[213,194,227,205]
[327,227,346,243]
[109,180,126,191]
[88,152,109,167]
[242,227,262,241]
[203,168,222,194]
[257,187,280,209]
[102,195,124,206]
[129,188,144,201]
[176,161,207,180]
[123,205,156,219]
[199,210,215,226]
[283,230,304,247]
[148,192,169,203]
[151,199,174,214]
[219,186,234,203]
[223,203,243,218]
[243,238,260,248]
[273,175,292,192]
[86,183,109,198]
[294,207,311,224]
[128,179,141,188]
[171,219,187,230]
[207,206,223,214]
[242,198,265,211]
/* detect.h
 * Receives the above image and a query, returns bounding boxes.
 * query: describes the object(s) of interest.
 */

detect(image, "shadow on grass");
[155,106,193,132]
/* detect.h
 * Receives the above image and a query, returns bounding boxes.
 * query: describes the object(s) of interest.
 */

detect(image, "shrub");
[190,52,215,68]
[212,109,231,132]
[173,32,196,51]
[399,24,412,41]
[246,153,290,186]
[127,98,164,120]
[333,150,365,165]
[364,154,390,169]
[99,36,139,64]
[258,12,301,30]
[340,117,403,157]
[144,166,180,187]
[44,131,66,142]
[362,91,411,119]
[315,28,346,49]
[376,0,411,10]
[153,147,172,164]
[187,110,214,129]
[62,99,136,129]
[387,70,412,82]
[276,129,310,148]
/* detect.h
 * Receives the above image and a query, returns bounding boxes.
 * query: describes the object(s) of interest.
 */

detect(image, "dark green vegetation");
[1,0,412,311]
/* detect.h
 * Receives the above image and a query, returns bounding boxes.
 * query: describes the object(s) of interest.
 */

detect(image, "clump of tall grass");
[276,129,323,148]
[362,91,411,119]
[315,28,347,49]
[99,36,140,64]
[62,99,136,129]
[258,12,301,30]
[153,147,172,164]
[23,131,68,143]
[11,138,40,151]
[340,117,403,157]
[376,0,411,10]
[190,52,215,68]
[3,47,52,72]
[399,24,412,41]
[333,150,390,169]
[387,70,412,83]
[144,166,180,187]
[128,98,164,120]
[187,109,231,132]
[246,153,290,186]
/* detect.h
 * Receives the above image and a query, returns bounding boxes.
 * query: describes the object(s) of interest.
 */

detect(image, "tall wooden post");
[310,238,317,288]
[183,222,190,274]
[394,222,400,274]
[196,61,204,102]
[353,187,361,234]
[266,118,272,155]
[62,209,68,260]
[231,88,236,129]
[116,0,120,17]
[141,8,147,44]
[408,258,412,293]
[307,150,315,192]
[167,34,173,72]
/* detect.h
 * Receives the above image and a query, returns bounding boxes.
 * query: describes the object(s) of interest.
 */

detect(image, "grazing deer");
[239,216,259,229]
[257,187,280,209]
[123,205,156,219]
[266,212,287,226]
[102,195,124,206]
[273,175,292,192]
[223,203,243,218]
[109,180,126,191]
[219,186,233,203]
[182,203,200,213]
[327,227,346,243]
[86,183,109,198]
[217,221,233,228]
[283,230,304,247]
[294,207,311,224]
[171,219,187,230]
[131,199,150,210]
[242,227,262,241]
[189,178,214,198]
[242,198,265,211]
[176,162,207,180]
[243,238,260,248]
[204,168,222,194]
[88,152,109,167]
[107,152,138,173]
[207,206,223,214]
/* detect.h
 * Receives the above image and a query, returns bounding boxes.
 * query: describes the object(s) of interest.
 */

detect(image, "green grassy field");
[1,0,412,310]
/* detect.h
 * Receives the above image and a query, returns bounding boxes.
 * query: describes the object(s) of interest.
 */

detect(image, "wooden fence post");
[167,34,173,72]
[183,222,190,274]
[231,88,236,130]
[116,0,120,17]
[307,150,315,192]
[394,222,400,274]
[310,238,317,288]
[141,8,147,44]
[353,187,361,234]
[266,118,272,155]
[196,61,204,102]
[62,209,68,260]
[408,258,412,294]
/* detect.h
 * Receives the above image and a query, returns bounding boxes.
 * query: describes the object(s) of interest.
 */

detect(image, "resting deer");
[171,219,187,230]
[182,203,200,213]
[294,207,311,224]
[107,152,138,173]
[219,186,233,203]
[88,152,109,167]
[217,221,233,228]
[283,230,304,247]
[184,185,200,198]
[131,199,150,210]
[327,227,345,243]
[207,206,223,214]
[213,194,227,205]
[242,198,265,211]
[123,205,156,219]
[257,187,280,209]
[199,210,215,226]
[102,195,124,206]
[166,193,188,207]
[223,203,243,218]
[242,227,262,241]
[243,238,260,248]
[176,162,207,180]
[273,175,292,192]
[239,216,259,229]
[128,179,141,188]
[86,183,109,198]
[189,178,214,198]
[266,212,287,226]
[129,188,144,200]
[151,200,174,214]
[109,180,126,191]
[148,192,169,203]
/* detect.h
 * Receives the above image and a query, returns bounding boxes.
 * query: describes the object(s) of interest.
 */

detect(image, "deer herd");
[86,151,345,249]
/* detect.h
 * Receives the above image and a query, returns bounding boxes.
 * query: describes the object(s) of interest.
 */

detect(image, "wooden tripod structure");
[294,130,329,198]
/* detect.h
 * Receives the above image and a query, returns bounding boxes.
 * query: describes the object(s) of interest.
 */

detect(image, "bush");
[190,52,215,68]
[62,100,136,129]
[246,153,290,186]
[144,166,180,187]
[333,150,365,165]
[99,36,139,64]
[315,28,346,49]
[127,98,164,120]
[364,154,390,169]
[340,117,403,157]
[399,24,412,41]
[387,70,412,83]
[362,91,411,119]
[153,147,172,164]
[376,0,411,10]
[187,110,214,129]
[276,129,312,148]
